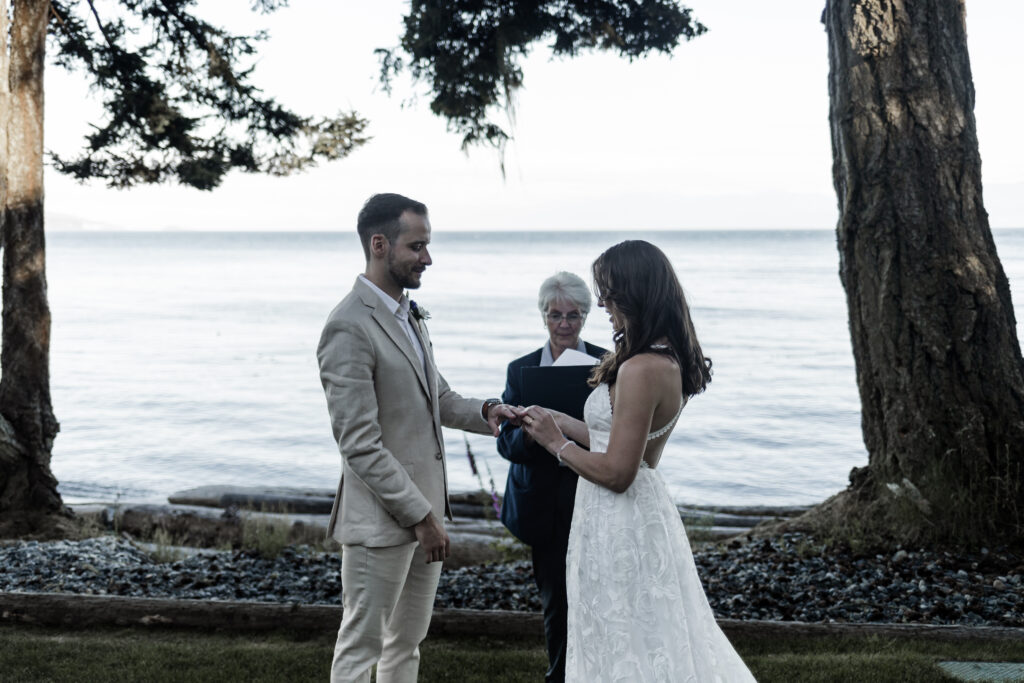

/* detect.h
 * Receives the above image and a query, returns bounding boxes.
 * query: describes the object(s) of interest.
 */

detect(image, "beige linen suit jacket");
[318,277,490,547]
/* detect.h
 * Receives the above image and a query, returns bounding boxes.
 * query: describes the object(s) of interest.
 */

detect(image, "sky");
[44,1,1024,232]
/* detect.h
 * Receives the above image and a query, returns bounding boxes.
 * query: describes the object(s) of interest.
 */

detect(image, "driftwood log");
[3,591,1023,643]
[63,486,809,571]
[164,486,805,539]
[71,503,519,569]
[0,591,541,638]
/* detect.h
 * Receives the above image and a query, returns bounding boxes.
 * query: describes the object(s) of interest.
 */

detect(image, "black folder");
[520,365,596,420]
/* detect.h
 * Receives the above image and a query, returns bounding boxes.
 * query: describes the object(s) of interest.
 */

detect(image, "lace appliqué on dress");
[565,385,756,682]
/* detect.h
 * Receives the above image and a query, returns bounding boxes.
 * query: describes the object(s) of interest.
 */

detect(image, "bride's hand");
[520,405,564,454]
[546,409,570,432]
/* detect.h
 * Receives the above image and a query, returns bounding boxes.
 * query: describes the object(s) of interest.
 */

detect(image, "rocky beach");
[1,532,1021,627]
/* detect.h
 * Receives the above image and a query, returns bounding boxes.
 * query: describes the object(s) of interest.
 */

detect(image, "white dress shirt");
[358,275,426,373]
[540,338,588,367]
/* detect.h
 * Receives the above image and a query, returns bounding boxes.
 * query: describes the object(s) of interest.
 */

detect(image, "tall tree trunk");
[0,0,66,534]
[818,0,1024,547]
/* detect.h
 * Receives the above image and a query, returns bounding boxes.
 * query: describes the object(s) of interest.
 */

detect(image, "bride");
[521,240,756,682]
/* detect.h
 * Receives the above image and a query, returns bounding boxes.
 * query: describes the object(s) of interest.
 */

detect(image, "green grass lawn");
[2,624,1023,682]
[735,634,1024,682]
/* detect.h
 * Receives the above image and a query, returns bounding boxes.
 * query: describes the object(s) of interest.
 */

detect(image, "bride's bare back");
[607,347,683,471]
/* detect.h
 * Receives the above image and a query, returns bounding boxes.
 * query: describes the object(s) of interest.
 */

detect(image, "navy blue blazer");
[497,342,607,547]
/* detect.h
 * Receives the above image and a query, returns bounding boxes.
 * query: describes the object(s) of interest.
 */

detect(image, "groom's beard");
[387,253,424,290]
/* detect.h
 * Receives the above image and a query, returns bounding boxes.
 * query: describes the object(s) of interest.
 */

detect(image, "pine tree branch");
[84,0,116,50]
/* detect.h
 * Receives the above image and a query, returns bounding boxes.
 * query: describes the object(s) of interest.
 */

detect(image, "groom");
[317,193,516,682]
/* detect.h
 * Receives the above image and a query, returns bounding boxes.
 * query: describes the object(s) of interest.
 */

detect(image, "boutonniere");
[410,300,430,321]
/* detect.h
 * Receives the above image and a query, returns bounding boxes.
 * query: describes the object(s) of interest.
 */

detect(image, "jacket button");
[435,453,442,460]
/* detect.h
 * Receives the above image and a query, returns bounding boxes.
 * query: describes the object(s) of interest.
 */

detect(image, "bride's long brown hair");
[589,240,712,399]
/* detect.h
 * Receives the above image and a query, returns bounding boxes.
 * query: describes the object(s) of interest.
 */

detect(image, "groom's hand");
[485,403,519,437]
[413,512,450,564]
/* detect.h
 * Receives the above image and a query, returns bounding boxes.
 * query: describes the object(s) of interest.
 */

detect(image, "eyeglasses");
[546,312,584,324]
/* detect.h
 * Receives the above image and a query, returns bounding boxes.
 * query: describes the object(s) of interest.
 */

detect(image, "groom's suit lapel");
[408,315,439,407]
[409,311,448,483]
[355,279,431,399]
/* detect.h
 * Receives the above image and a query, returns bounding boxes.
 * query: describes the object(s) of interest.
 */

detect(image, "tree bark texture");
[824,0,1024,545]
[0,1,7,212]
[0,0,64,529]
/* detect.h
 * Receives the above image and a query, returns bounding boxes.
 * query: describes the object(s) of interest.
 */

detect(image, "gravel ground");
[1,533,1021,626]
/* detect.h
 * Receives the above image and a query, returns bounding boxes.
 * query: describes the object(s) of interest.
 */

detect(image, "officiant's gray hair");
[537,271,592,315]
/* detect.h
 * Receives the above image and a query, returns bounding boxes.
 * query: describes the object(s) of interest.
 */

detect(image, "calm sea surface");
[45,229,1024,508]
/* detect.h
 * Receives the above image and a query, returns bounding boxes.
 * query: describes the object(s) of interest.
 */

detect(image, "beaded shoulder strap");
[647,398,685,441]
[645,343,681,439]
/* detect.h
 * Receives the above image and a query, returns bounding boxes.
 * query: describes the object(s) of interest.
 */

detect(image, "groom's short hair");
[357,193,428,261]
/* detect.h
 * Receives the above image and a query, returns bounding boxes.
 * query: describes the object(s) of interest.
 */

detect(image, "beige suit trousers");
[330,542,443,683]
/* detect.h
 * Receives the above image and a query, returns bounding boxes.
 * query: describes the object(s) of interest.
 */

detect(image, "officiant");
[496,271,607,683]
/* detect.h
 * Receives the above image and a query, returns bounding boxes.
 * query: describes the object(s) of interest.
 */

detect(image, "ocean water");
[44,229,1024,508]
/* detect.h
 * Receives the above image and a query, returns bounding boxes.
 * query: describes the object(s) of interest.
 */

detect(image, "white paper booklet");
[552,348,600,367]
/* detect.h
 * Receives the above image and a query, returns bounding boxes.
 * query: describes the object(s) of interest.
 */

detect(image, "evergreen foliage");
[378,0,705,151]
[45,0,369,190]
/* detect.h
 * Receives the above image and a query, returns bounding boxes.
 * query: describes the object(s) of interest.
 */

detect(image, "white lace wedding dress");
[565,384,756,682]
